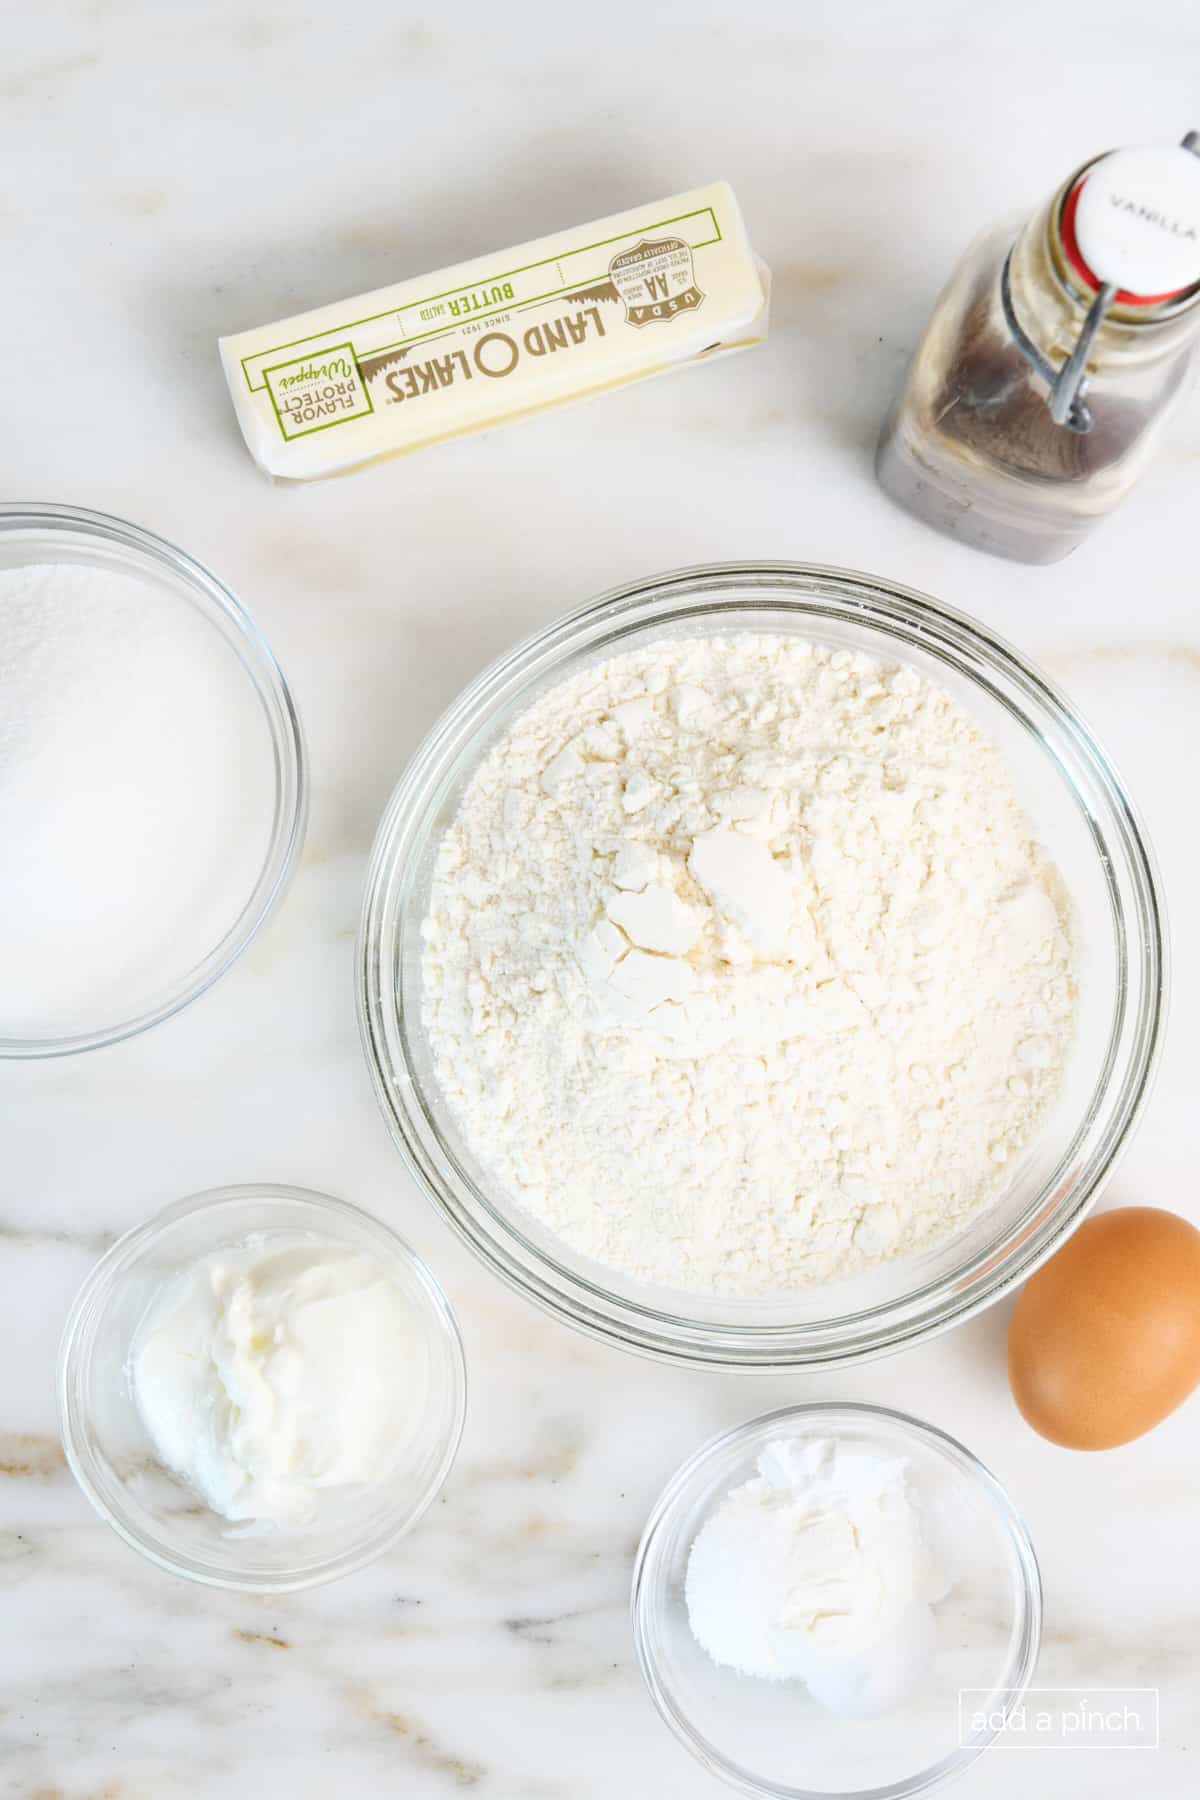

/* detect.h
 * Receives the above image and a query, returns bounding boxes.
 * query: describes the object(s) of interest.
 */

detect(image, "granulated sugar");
[0,562,275,1038]
[421,633,1076,1297]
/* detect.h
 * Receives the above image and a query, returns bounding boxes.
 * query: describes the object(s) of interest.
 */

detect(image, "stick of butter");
[219,182,769,481]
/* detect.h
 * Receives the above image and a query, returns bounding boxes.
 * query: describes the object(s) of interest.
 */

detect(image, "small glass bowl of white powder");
[632,1403,1041,1798]
[0,504,306,1056]
[58,1185,466,1591]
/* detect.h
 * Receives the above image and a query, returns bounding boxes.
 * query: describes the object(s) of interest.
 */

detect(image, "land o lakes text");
[383,309,607,401]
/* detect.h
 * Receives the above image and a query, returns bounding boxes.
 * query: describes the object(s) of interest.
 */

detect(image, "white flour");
[421,634,1076,1296]
[0,562,274,1037]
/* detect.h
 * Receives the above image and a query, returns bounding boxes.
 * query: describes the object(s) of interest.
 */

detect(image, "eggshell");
[1007,1206,1200,1450]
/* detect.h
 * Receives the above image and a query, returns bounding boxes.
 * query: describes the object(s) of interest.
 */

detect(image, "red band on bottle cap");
[1060,178,1187,306]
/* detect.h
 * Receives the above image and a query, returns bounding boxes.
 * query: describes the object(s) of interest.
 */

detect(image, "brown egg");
[1007,1206,1200,1450]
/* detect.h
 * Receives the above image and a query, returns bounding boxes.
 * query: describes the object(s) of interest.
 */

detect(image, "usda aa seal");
[608,237,705,327]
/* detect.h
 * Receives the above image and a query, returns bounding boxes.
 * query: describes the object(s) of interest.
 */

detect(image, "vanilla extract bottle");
[877,133,1200,562]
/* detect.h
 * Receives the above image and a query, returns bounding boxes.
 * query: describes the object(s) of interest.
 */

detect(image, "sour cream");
[131,1243,416,1526]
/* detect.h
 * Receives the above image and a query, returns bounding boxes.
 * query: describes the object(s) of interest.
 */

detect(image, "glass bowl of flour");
[632,1403,1041,1797]
[359,563,1164,1367]
[0,504,306,1056]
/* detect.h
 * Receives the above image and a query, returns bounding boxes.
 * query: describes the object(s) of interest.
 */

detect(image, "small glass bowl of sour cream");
[58,1185,467,1591]
[633,1403,1041,1799]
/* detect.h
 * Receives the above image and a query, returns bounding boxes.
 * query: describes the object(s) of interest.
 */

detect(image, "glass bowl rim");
[0,501,308,1060]
[357,560,1167,1369]
[57,1182,468,1593]
[630,1400,1043,1800]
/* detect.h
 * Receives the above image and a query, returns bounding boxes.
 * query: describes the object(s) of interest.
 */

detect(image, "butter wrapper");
[219,182,769,481]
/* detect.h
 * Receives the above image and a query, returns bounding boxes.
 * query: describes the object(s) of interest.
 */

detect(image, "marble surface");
[3,2,1199,1794]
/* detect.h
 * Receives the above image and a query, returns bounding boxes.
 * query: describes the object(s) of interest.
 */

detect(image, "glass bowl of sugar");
[0,503,307,1056]
[632,1403,1041,1798]
[358,561,1165,1368]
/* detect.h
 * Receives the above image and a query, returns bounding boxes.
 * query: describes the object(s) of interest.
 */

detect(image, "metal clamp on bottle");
[1000,129,1200,435]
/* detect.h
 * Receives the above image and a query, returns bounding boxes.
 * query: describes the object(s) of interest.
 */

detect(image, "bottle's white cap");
[1073,144,1200,300]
